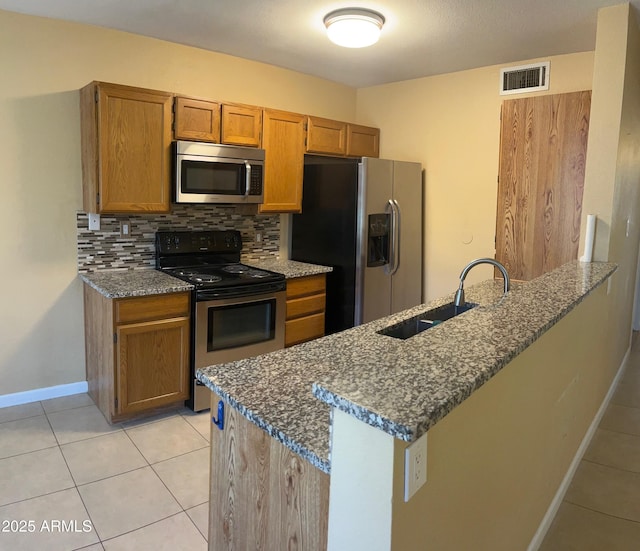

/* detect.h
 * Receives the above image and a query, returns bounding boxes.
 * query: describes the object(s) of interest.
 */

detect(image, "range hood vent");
[500,62,550,95]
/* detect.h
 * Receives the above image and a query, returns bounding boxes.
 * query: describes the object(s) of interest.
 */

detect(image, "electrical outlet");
[404,432,428,502]
[255,232,262,243]
[88,213,101,231]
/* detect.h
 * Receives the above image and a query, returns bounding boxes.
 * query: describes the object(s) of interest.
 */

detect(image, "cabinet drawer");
[285,313,325,347]
[286,293,326,320]
[115,292,190,324]
[286,274,326,299]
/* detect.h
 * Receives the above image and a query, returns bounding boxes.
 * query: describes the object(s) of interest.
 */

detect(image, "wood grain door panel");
[221,103,262,147]
[174,97,221,142]
[260,109,305,213]
[116,317,189,415]
[346,123,380,158]
[496,91,590,281]
[97,84,172,213]
[209,393,329,549]
[306,116,347,155]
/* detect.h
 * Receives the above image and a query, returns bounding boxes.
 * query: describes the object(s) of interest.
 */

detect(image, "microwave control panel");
[249,165,263,195]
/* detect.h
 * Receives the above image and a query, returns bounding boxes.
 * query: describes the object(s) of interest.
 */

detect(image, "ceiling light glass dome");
[324,8,385,48]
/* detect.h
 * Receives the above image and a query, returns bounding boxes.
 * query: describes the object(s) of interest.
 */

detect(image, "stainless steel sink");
[377,302,477,340]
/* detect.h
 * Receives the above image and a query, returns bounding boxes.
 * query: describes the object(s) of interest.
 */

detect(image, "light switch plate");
[404,432,428,502]
[88,213,101,231]
[120,220,131,237]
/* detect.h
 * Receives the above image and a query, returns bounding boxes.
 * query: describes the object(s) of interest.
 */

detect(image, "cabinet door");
[174,96,221,142]
[221,103,262,147]
[260,109,305,213]
[306,116,347,155]
[346,123,380,158]
[495,91,590,280]
[87,82,173,213]
[116,317,190,415]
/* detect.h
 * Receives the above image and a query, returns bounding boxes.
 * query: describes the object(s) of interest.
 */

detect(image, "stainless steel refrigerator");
[290,155,423,334]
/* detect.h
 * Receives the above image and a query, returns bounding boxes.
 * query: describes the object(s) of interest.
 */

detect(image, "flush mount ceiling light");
[323,8,385,48]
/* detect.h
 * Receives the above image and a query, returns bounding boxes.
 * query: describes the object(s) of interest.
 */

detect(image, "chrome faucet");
[453,258,510,307]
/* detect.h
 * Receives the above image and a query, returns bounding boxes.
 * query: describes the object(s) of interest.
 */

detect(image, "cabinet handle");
[212,400,225,430]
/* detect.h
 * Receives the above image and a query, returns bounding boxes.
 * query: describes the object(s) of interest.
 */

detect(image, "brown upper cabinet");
[81,82,380,215]
[80,82,173,214]
[347,123,380,158]
[174,97,221,142]
[306,116,347,155]
[221,103,262,147]
[260,109,306,213]
[305,116,379,158]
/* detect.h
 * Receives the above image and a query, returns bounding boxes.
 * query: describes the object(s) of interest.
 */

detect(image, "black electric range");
[156,230,285,299]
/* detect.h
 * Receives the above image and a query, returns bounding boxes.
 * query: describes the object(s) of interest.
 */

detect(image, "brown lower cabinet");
[285,274,327,347]
[84,286,190,423]
[209,391,329,549]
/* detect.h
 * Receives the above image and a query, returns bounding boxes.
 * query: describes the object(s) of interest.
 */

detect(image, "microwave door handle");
[244,161,251,196]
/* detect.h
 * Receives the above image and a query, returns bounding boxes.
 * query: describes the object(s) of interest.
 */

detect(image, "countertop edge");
[197,375,331,474]
[79,271,194,298]
[244,258,333,279]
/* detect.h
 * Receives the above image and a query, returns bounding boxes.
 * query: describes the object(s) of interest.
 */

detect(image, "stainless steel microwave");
[174,141,265,204]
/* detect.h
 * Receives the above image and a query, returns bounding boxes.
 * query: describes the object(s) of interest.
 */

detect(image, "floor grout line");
[593,425,640,439]
[580,456,640,476]
[562,498,640,525]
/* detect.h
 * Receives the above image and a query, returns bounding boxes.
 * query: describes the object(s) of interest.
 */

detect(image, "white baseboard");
[0,381,89,409]
[527,344,632,551]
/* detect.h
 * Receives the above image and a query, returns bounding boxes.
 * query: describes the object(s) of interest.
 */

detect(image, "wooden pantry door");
[495,90,591,281]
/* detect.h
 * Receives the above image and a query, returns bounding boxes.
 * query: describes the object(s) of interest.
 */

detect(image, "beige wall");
[0,9,356,396]
[582,3,640,369]
[390,282,618,550]
[356,52,594,301]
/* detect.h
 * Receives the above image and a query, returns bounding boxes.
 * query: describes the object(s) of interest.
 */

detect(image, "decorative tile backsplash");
[77,204,280,272]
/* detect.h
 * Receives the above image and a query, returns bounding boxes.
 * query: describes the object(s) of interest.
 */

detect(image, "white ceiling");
[1,0,638,87]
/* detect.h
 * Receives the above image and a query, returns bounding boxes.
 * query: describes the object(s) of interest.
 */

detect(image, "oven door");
[193,289,285,410]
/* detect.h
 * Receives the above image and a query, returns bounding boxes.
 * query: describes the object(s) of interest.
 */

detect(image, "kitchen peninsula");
[197,261,618,551]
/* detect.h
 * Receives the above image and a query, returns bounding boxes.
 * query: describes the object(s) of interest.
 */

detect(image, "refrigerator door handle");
[385,199,396,274]
[391,199,401,275]
[386,199,400,275]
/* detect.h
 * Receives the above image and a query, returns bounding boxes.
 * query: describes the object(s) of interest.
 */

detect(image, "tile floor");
[0,394,211,550]
[540,335,640,550]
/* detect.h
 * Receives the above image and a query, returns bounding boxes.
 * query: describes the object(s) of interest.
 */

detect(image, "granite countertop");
[80,259,330,298]
[79,269,193,298]
[245,257,333,279]
[197,261,616,474]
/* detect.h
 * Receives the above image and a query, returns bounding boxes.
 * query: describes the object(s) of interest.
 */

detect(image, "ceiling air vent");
[500,61,550,95]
